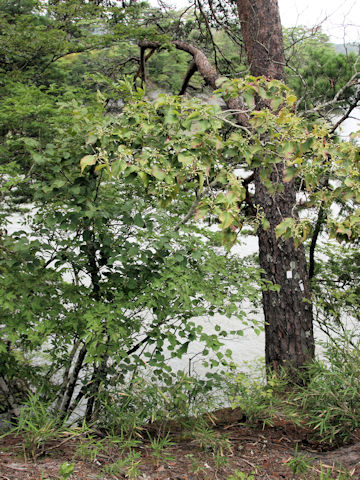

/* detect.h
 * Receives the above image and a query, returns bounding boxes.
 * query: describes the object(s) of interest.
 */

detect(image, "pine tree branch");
[178,60,198,95]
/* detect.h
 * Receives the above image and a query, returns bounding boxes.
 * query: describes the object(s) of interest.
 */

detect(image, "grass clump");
[9,393,69,460]
[291,339,360,444]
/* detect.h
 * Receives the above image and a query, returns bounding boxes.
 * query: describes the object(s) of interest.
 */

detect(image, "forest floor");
[0,408,360,480]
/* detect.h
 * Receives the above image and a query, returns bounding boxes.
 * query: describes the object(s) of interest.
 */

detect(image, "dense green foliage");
[0,0,266,423]
[0,0,359,445]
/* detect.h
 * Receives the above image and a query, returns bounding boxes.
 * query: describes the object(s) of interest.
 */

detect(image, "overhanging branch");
[138,39,250,126]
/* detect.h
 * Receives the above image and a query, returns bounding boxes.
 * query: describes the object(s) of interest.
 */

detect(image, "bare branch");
[178,60,198,95]
[213,113,253,136]
[134,47,156,87]
[196,0,220,70]
[207,0,244,48]
[330,91,360,133]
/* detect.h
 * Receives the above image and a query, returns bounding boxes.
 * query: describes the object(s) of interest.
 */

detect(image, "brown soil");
[0,409,359,480]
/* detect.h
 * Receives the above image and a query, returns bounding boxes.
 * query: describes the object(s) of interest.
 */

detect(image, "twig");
[174,191,202,231]
[303,67,360,116]
[34,430,86,460]
[0,463,28,471]
[239,456,258,469]
[196,0,219,70]
[213,114,253,136]
[330,92,360,134]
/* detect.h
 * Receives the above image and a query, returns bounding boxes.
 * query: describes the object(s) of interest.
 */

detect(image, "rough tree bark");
[236,0,314,373]
[139,0,315,375]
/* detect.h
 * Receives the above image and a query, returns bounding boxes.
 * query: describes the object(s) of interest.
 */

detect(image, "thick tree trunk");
[236,0,314,373]
[236,0,285,81]
[254,173,314,372]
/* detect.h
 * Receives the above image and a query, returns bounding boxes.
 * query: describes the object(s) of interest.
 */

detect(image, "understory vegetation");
[2,341,360,478]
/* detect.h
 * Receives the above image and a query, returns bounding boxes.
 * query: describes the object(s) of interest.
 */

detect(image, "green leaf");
[164,108,178,124]
[80,155,96,173]
[262,218,270,231]
[152,165,166,181]
[178,152,193,166]
[195,207,208,220]
[282,142,296,157]
[221,229,237,248]
[52,179,66,189]
[86,134,98,145]
[138,171,149,187]
[243,91,255,108]
[219,211,234,229]
[275,217,294,238]
[32,152,45,165]
[270,97,283,110]
[283,167,297,182]
[177,341,189,356]
[112,159,126,177]
[194,119,210,133]
[133,213,145,228]
[23,137,40,148]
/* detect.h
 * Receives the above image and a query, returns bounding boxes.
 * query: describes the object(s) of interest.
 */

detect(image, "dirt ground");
[1,409,359,480]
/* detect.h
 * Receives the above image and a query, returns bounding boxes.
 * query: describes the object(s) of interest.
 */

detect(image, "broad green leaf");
[178,152,193,166]
[262,218,270,231]
[221,229,237,248]
[270,97,283,110]
[32,152,45,165]
[80,155,96,173]
[275,217,294,238]
[86,134,98,145]
[137,171,149,187]
[195,207,208,219]
[219,211,235,230]
[283,167,297,182]
[112,159,126,177]
[164,108,178,124]
[282,142,296,157]
[287,94,297,105]
[243,91,255,108]
[152,165,166,180]
[133,213,145,228]
[177,341,189,356]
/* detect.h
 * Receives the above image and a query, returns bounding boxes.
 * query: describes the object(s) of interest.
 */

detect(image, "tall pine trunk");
[236,0,314,373]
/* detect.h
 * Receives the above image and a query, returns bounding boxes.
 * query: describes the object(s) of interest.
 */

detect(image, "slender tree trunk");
[236,0,314,373]
[58,344,87,417]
